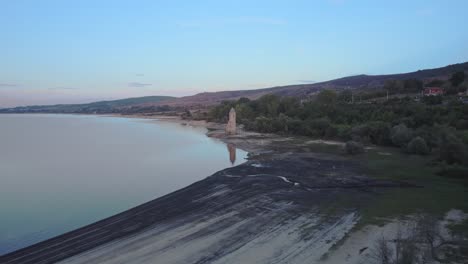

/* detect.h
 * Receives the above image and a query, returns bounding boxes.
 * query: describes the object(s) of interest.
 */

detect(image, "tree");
[404,79,423,93]
[338,90,353,103]
[391,124,413,147]
[279,97,300,116]
[316,90,337,106]
[426,79,444,87]
[384,79,404,94]
[367,121,392,145]
[345,141,364,155]
[237,97,251,104]
[257,94,280,117]
[459,80,468,92]
[443,82,459,95]
[437,131,468,165]
[235,103,255,121]
[450,71,466,87]
[407,136,430,155]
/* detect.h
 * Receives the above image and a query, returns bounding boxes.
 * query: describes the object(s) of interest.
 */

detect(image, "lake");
[0,114,247,254]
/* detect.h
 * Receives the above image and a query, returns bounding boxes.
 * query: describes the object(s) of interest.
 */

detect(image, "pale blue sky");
[1,0,468,107]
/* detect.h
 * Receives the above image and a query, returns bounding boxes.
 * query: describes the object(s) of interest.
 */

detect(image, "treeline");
[208,90,468,178]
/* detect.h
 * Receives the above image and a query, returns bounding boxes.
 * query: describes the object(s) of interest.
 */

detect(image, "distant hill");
[152,62,468,107]
[2,62,467,112]
[0,96,175,113]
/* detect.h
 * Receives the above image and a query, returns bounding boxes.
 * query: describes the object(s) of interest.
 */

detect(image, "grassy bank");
[305,141,468,228]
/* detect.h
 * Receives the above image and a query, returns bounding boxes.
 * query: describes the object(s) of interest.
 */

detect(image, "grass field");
[305,141,468,230]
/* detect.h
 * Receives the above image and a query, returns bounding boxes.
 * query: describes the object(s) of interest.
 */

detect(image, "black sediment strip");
[0,178,215,264]
[0,154,418,264]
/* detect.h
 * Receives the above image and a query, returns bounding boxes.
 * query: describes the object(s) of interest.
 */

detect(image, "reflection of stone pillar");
[225,107,236,135]
[227,143,236,165]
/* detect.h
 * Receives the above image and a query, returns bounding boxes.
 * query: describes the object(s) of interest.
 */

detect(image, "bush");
[335,124,352,140]
[423,95,443,105]
[351,124,371,143]
[345,141,364,155]
[437,131,468,165]
[390,124,413,147]
[437,165,468,179]
[406,136,430,155]
[367,121,391,145]
[303,118,331,137]
[455,119,468,130]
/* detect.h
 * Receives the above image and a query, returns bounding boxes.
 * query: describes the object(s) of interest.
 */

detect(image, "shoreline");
[1,113,465,263]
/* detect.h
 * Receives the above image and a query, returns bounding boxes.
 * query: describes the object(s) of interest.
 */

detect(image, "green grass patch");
[352,146,468,227]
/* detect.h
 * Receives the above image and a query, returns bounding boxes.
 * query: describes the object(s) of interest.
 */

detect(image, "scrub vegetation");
[208,71,468,180]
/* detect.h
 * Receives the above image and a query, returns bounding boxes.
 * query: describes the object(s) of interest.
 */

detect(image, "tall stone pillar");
[225,107,236,135]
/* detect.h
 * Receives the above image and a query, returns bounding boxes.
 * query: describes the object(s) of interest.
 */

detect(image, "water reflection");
[0,114,248,254]
[227,143,236,165]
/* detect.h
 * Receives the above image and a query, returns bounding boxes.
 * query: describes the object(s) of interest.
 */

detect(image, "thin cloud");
[136,73,145,77]
[128,82,152,88]
[0,83,18,87]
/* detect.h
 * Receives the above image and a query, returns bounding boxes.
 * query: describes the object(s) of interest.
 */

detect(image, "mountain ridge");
[152,61,468,107]
[1,61,467,112]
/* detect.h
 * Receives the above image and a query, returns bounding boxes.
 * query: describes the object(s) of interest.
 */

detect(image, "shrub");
[455,119,468,130]
[335,124,352,140]
[437,165,468,179]
[423,95,443,105]
[351,124,371,143]
[345,141,364,155]
[367,121,391,145]
[437,131,468,165]
[303,118,331,137]
[406,136,430,155]
[390,124,413,147]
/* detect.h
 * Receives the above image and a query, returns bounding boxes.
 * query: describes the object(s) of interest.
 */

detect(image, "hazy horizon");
[2,0,468,107]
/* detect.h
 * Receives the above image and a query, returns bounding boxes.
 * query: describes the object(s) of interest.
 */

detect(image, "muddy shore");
[0,115,419,264]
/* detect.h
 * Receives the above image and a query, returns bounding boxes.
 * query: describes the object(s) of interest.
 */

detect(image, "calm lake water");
[0,114,247,254]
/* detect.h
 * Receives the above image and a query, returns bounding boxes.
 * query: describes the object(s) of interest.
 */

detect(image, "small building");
[423,87,444,96]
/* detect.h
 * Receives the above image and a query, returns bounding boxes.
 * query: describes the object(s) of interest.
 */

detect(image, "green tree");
[345,141,364,155]
[257,94,280,117]
[236,97,251,105]
[403,79,423,93]
[407,136,430,155]
[279,97,300,116]
[390,124,413,147]
[426,79,444,87]
[338,90,353,103]
[316,90,337,106]
[438,131,468,165]
[384,80,404,94]
[450,71,466,87]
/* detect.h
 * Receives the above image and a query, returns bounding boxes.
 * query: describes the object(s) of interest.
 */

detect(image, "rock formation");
[225,107,236,135]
